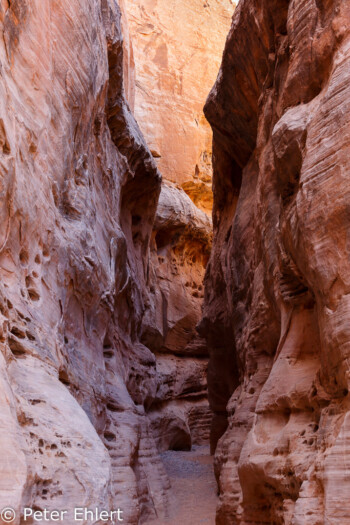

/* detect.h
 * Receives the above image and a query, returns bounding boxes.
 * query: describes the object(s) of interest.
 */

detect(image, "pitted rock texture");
[201,0,350,523]
[144,182,213,451]
[123,0,234,214]
[0,0,173,522]
[121,0,228,456]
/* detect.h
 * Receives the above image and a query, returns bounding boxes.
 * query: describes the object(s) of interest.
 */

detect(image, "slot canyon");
[0,0,350,525]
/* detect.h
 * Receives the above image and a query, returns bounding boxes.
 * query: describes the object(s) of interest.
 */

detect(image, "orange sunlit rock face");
[120,0,234,455]
[124,0,235,214]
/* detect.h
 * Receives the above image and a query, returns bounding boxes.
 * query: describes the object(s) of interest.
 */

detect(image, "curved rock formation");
[145,182,213,452]
[202,0,350,523]
[0,0,226,521]
[121,0,232,456]
[0,0,168,522]
[123,0,234,214]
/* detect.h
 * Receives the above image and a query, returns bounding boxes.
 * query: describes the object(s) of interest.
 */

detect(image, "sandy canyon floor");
[145,446,217,525]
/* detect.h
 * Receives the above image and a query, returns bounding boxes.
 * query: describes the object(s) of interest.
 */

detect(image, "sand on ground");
[144,445,218,525]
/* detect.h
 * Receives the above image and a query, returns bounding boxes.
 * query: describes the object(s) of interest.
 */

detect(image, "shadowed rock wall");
[120,0,235,456]
[145,181,213,451]
[0,0,169,522]
[201,0,350,523]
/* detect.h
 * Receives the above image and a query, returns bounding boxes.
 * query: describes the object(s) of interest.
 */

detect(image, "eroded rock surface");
[0,0,169,522]
[144,182,213,452]
[201,0,350,523]
[121,0,234,462]
[123,0,234,214]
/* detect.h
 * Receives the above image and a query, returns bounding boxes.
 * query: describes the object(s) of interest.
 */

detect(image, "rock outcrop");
[201,0,350,523]
[145,182,213,452]
[0,0,224,522]
[123,0,234,214]
[0,0,167,522]
[121,0,229,461]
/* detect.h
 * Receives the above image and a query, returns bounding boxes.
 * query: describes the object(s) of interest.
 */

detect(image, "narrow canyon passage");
[0,1,234,525]
[118,2,235,523]
[3,0,350,524]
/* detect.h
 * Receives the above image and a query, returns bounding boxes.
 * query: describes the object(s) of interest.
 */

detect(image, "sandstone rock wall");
[120,0,227,455]
[144,181,213,451]
[123,0,234,214]
[0,0,170,522]
[201,0,350,523]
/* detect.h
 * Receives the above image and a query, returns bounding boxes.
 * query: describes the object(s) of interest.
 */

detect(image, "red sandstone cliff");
[0,0,225,522]
[201,0,350,523]
[123,0,234,214]
[121,0,236,459]
[0,0,167,522]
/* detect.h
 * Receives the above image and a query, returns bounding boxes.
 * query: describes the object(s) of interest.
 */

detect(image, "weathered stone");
[0,0,170,522]
[202,0,350,523]
[143,182,211,357]
[142,181,212,454]
[123,0,234,214]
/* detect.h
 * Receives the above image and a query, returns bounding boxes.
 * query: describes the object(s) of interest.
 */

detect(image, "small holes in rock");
[26,331,36,341]
[103,350,114,359]
[106,403,122,412]
[8,337,26,357]
[29,399,42,405]
[19,249,29,264]
[28,290,40,301]
[104,431,116,442]
[10,326,26,339]
[35,254,41,264]
[59,370,70,386]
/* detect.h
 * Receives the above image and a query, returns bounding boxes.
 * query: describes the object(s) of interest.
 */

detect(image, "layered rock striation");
[0,0,168,522]
[144,181,213,452]
[123,0,234,214]
[201,0,350,523]
[0,0,221,522]
[120,0,227,461]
